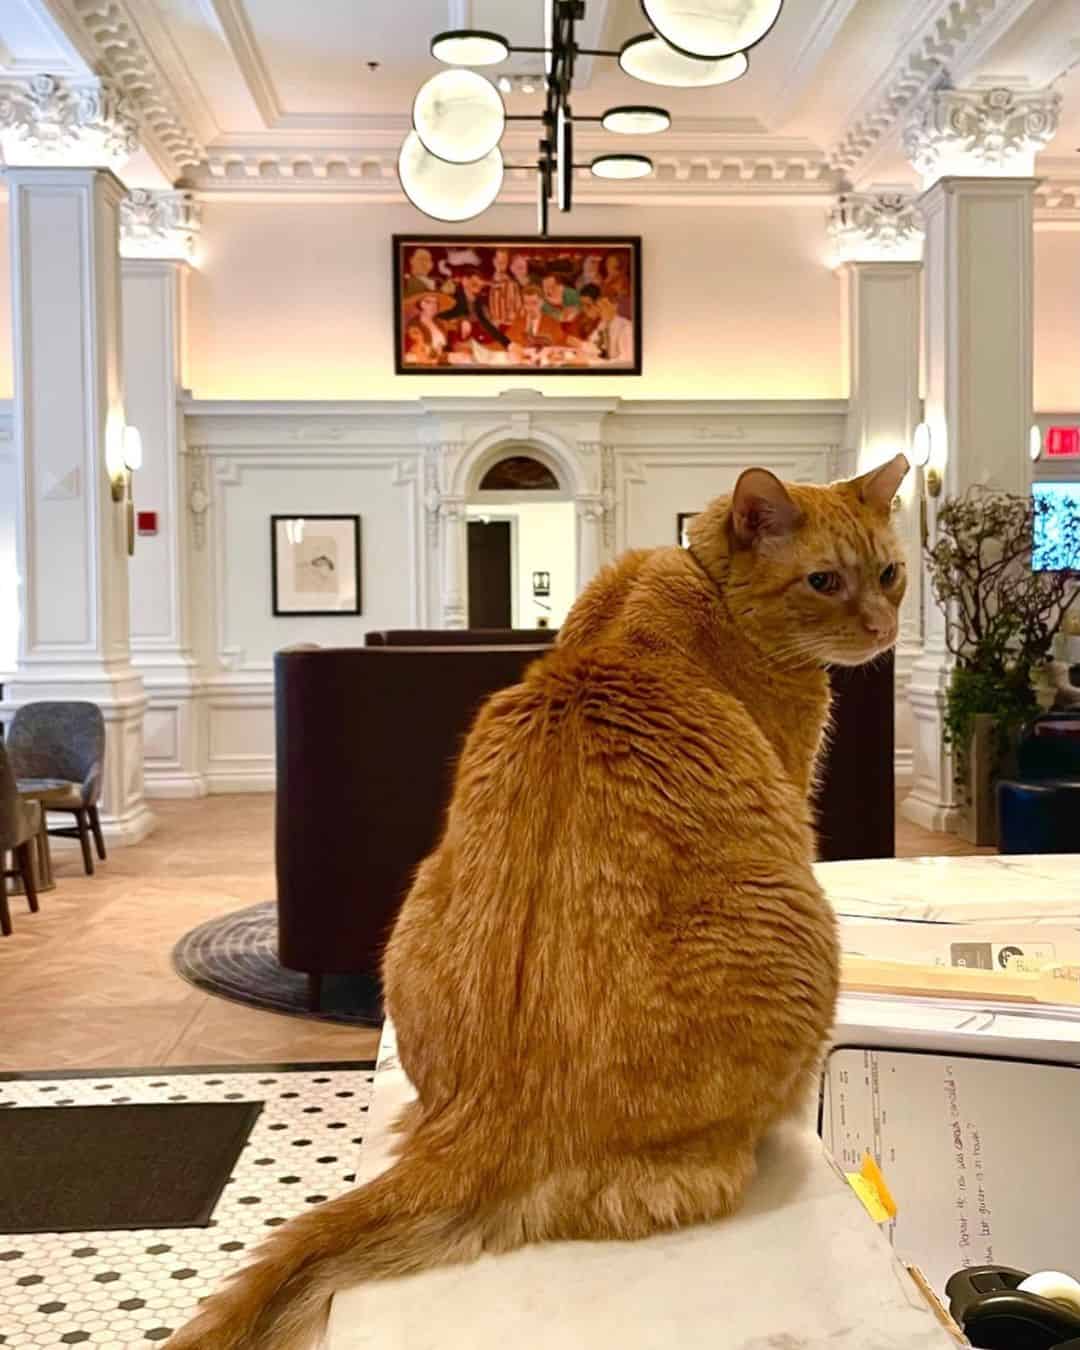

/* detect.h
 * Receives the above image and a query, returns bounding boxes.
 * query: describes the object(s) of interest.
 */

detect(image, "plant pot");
[959,714,999,846]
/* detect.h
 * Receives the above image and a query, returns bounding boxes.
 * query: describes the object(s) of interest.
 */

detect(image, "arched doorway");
[465,445,577,629]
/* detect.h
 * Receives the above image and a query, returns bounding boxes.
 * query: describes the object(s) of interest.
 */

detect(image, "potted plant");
[925,487,1080,844]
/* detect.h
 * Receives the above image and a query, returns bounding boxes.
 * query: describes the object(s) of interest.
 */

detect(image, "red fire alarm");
[136,511,158,535]
[1046,426,1080,458]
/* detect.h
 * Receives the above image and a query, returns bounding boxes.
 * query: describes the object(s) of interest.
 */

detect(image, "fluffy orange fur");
[168,455,909,1350]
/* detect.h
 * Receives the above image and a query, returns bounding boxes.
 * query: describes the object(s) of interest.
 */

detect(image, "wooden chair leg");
[0,869,12,937]
[17,842,38,914]
[88,805,107,861]
[74,809,94,876]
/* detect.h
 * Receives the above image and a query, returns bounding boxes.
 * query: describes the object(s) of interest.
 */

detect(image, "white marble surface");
[323,1022,956,1350]
[816,852,1080,923]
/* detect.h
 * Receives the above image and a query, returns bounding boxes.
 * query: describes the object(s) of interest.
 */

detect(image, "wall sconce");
[108,424,143,556]
[911,421,941,497]
[1029,424,1043,463]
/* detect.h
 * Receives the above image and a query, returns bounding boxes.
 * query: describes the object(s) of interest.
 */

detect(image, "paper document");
[821,1048,1080,1295]
[839,919,1080,970]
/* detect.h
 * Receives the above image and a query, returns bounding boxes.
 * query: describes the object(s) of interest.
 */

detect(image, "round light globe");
[591,154,654,180]
[413,68,505,165]
[641,0,783,59]
[430,30,510,66]
[601,105,671,134]
[618,34,748,87]
[398,132,504,221]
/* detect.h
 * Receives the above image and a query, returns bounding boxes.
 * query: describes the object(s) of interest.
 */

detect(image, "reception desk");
[321,1021,959,1350]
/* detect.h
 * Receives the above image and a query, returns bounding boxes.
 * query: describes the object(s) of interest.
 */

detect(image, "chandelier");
[399,0,784,233]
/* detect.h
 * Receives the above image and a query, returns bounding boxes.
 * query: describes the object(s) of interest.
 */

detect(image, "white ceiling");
[2,0,1079,197]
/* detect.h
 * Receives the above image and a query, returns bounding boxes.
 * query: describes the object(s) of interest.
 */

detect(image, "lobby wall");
[184,199,846,401]
[1034,228,1080,412]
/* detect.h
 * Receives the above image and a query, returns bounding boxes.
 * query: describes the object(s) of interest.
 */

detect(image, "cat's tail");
[165,1129,512,1350]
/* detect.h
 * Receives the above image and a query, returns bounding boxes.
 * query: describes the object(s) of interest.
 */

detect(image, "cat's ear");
[730,468,803,548]
[849,453,910,516]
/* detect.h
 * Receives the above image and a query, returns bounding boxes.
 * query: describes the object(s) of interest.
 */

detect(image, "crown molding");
[49,0,207,177]
[1034,180,1080,226]
[828,0,1027,184]
[190,145,839,201]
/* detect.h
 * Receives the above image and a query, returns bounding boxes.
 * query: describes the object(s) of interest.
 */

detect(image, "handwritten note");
[821,1048,1080,1293]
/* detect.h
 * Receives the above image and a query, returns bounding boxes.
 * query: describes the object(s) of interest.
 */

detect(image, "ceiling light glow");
[618,34,748,87]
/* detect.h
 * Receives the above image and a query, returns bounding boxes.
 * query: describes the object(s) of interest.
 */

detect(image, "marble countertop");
[816,853,1080,923]
[323,1023,958,1350]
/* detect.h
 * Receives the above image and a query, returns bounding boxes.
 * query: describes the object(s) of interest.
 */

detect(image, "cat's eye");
[807,571,841,595]
[880,563,900,587]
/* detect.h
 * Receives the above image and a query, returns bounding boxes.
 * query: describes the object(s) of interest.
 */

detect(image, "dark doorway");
[467,519,512,628]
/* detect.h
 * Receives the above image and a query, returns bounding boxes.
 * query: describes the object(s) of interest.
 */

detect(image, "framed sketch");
[393,235,642,376]
[271,515,361,616]
[677,513,699,549]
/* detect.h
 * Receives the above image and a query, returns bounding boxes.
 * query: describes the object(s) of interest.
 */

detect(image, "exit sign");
[1047,426,1080,457]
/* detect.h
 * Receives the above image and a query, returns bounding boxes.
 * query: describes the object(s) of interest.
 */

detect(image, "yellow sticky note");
[846,1152,897,1224]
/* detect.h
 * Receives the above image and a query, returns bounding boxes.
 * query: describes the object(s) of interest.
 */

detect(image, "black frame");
[270,514,362,617]
[393,234,643,376]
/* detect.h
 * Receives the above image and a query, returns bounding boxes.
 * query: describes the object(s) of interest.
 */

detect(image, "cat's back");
[455,633,813,870]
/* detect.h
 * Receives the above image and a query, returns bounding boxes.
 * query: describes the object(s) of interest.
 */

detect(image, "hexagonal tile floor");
[0,1062,375,1346]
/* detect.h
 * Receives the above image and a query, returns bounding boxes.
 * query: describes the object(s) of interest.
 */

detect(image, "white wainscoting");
[3,394,915,796]
[184,402,428,793]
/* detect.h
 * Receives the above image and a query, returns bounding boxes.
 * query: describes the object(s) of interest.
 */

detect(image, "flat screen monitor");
[1032,481,1080,572]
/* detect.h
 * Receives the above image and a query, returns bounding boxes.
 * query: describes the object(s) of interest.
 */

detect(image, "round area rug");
[172,901,382,1026]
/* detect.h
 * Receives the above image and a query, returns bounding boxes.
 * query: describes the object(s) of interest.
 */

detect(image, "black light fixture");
[401,0,782,231]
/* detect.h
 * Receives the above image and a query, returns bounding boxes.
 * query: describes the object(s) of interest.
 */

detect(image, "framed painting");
[677,513,699,548]
[393,235,642,375]
[271,515,362,616]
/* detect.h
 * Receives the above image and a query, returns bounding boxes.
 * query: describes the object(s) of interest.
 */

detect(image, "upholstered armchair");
[7,702,107,875]
[0,740,40,934]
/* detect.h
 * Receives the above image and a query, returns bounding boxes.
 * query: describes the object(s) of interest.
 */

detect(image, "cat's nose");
[860,612,894,641]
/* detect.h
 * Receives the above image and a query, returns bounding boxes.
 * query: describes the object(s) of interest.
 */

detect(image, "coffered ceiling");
[3,0,1080,203]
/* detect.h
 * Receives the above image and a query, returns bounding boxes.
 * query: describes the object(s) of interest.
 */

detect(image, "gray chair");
[0,740,40,935]
[7,702,106,875]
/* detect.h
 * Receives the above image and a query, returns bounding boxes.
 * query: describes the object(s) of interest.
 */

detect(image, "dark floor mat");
[0,1100,262,1233]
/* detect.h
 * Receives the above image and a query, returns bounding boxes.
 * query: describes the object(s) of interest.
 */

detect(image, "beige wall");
[1034,229,1080,412]
[0,194,1076,408]
[185,199,845,400]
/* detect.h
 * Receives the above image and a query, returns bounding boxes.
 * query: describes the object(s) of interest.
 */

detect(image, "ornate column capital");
[904,82,1060,185]
[827,192,923,265]
[574,494,607,523]
[0,74,138,171]
[120,190,201,261]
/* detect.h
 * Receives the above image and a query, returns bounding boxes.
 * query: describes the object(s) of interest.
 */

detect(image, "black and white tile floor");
[0,1062,376,1347]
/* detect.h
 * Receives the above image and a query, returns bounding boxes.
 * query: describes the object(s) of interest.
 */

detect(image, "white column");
[899,83,1058,832]
[440,497,468,628]
[3,166,152,843]
[575,496,606,590]
[121,189,205,795]
[829,193,924,788]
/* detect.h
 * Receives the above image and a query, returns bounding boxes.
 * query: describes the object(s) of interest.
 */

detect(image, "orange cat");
[169,455,909,1350]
